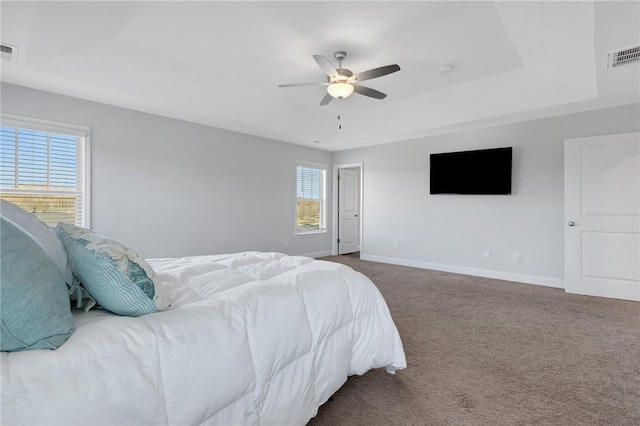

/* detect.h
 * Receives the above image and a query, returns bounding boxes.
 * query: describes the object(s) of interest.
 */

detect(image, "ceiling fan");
[279,51,400,106]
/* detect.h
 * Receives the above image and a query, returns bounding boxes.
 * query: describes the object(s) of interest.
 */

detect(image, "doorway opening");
[332,163,363,257]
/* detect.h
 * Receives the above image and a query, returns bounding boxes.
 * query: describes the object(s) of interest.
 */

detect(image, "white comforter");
[1,252,406,425]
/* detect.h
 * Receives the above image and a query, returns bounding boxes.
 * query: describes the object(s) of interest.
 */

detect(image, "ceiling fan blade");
[313,54,338,79]
[349,64,400,83]
[353,85,387,100]
[278,83,328,87]
[319,93,334,106]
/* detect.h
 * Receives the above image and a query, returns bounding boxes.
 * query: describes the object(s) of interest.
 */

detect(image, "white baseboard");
[301,250,332,259]
[360,254,565,289]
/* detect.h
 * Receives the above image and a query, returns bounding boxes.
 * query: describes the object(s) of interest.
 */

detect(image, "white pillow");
[0,200,74,285]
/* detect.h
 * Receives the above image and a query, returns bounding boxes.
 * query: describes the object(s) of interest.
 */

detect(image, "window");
[296,162,327,234]
[0,115,90,227]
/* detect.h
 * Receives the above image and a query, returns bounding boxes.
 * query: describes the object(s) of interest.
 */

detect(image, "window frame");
[295,161,328,236]
[0,113,91,227]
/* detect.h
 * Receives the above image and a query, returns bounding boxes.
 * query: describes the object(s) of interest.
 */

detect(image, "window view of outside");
[0,126,82,226]
[296,165,325,232]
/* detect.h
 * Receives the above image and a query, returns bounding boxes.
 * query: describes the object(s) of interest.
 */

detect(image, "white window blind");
[296,163,326,234]
[0,116,89,227]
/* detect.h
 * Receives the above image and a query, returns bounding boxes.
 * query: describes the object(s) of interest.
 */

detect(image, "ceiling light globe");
[327,83,354,99]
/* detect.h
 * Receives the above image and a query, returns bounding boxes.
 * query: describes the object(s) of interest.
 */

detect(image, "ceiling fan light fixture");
[280,51,400,105]
[327,82,354,99]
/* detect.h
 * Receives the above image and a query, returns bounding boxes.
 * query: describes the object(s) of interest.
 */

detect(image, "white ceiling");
[1,1,639,151]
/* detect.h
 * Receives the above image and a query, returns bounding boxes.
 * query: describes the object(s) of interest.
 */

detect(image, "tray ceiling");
[1,1,638,151]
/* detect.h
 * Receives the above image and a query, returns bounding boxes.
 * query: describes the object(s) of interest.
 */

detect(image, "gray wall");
[4,81,638,285]
[1,83,332,258]
[332,104,640,285]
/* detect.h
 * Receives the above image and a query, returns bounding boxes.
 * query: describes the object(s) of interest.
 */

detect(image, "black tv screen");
[430,147,512,195]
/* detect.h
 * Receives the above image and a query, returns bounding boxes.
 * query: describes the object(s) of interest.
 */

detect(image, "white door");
[338,168,360,255]
[565,132,640,301]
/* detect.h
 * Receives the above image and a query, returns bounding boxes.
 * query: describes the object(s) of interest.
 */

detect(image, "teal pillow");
[53,224,170,317]
[0,200,96,312]
[1,217,74,351]
[0,199,73,284]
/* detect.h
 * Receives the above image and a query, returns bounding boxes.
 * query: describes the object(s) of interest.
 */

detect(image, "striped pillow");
[54,223,170,317]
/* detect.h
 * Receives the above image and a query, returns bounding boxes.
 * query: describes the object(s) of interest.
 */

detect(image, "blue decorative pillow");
[1,217,74,351]
[54,223,170,317]
[0,200,96,312]
[0,199,73,283]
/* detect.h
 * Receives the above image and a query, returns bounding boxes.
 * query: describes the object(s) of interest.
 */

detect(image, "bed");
[1,206,406,425]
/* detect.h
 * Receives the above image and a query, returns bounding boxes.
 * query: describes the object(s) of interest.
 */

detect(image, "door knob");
[568,221,575,226]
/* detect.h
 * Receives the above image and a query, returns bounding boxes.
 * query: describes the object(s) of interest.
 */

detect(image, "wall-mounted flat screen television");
[430,147,512,195]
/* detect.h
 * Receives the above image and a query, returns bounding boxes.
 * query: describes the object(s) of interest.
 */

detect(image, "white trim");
[1,113,89,138]
[295,230,328,237]
[295,230,328,236]
[361,254,565,289]
[332,162,364,256]
[563,131,640,146]
[83,131,91,228]
[300,250,332,259]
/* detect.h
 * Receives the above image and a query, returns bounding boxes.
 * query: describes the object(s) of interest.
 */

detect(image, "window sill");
[295,230,328,237]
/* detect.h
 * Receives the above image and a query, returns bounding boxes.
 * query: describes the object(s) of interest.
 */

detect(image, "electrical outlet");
[284,240,289,248]
[393,241,399,250]
[483,250,491,259]
[512,252,521,263]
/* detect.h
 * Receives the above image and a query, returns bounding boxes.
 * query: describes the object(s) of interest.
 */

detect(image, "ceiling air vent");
[607,45,640,69]
[0,43,17,62]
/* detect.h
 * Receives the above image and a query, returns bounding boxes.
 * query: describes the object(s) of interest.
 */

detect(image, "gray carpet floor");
[309,254,640,426]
